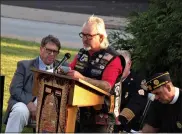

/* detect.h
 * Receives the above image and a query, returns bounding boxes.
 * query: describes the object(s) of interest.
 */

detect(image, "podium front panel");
[31,69,110,133]
[36,76,74,133]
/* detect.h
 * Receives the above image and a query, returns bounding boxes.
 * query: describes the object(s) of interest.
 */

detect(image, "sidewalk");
[1,4,128,29]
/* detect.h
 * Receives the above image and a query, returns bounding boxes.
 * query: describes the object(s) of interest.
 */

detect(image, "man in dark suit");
[4,35,61,132]
[114,50,148,132]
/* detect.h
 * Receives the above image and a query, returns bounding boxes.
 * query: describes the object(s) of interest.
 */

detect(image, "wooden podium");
[32,68,110,133]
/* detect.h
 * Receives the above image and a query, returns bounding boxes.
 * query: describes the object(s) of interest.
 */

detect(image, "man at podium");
[4,35,62,133]
[67,15,125,133]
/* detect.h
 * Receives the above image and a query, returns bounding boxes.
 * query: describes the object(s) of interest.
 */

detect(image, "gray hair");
[117,50,131,63]
[83,15,109,49]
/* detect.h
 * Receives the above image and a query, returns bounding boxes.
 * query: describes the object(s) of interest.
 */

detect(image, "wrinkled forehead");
[82,22,98,34]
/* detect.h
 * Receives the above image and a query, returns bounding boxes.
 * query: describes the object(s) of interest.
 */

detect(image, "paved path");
[1,17,117,49]
[1,4,131,49]
[1,1,148,17]
[1,4,128,29]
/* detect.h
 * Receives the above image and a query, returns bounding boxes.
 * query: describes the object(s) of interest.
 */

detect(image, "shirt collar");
[38,56,53,71]
[170,87,180,104]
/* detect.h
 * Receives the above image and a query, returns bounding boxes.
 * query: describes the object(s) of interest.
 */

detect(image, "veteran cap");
[146,71,171,91]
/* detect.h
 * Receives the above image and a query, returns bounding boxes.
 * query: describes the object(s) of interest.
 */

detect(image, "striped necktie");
[46,66,52,70]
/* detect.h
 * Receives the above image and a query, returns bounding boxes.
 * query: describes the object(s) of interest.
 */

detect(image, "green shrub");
[108,0,182,88]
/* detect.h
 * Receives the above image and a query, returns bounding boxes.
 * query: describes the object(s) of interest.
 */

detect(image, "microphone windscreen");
[65,53,71,59]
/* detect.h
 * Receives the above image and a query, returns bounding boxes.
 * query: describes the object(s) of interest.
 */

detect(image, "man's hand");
[27,102,37,121]
[67,70,85,79]
[67,70,111,91]
[57,66,71,75]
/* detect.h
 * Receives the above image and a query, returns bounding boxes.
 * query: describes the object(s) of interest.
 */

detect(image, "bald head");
[117,50,132,79]
[117,50,131,64]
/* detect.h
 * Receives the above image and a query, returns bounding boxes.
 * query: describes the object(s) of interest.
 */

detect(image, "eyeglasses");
[44,47,59,55]
[79,32,100,40]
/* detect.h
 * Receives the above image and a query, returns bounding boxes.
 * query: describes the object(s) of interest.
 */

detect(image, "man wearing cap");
[142,72,182,133]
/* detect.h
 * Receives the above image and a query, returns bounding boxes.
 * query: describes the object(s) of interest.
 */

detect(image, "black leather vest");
[75,46,125,117]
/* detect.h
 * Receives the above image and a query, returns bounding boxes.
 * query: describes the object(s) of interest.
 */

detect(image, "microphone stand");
[139,93,155,130]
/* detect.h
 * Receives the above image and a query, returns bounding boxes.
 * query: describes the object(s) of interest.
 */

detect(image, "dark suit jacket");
[3,57,59,123]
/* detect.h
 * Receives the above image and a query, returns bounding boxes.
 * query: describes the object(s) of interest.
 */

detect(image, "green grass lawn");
[1,37,78,132]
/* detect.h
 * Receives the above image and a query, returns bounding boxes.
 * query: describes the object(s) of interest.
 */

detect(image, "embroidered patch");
[95,58,100,63]
[100,65,105,69]
[91,69,102,75]
[153,79,159,86]
[91,61,95,65]
[102,53,113,61]
[140,79,148,90]
[98,54,103,58]
[75,65,84,69]
[177,121,182,129]
[77,62,84,66]
[141,79,147,86]
[100,59,108,65]
[80,54,88,62]
[125,92,129,98]
[120,108,135,122]
[138,89,145,96]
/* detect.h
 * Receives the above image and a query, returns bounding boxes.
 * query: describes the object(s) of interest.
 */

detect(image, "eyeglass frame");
[79,32,100,40]
[44,47,59,55]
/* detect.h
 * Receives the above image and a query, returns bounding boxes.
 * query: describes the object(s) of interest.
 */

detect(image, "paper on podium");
[57,66,71,75]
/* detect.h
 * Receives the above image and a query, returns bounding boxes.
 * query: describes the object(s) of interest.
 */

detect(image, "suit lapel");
[33,57,39,69]
[30,57,39,92]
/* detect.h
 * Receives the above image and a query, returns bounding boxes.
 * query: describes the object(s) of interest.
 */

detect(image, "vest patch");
[113,82,122,117]
[95,58,100,63]
[100,59,108,66]
[80,54,88,62]
[91,69,102,75]
[99,65,105,69]
[76,61,85,66]
[102,53,113,61]
[75,65,84,69]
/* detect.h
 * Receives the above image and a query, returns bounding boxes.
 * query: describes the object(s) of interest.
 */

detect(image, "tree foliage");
[108,0,182,88]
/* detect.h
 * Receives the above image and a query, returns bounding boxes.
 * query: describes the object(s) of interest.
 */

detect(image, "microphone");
[139,93,155,130]
[54,53,71,72]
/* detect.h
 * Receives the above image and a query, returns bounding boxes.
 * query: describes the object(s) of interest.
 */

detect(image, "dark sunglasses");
[79,32,100,40]
[44,47,59,55]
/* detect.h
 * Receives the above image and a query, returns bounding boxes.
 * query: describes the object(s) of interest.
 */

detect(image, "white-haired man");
[114,50,147,132]
[67,15,125,132]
